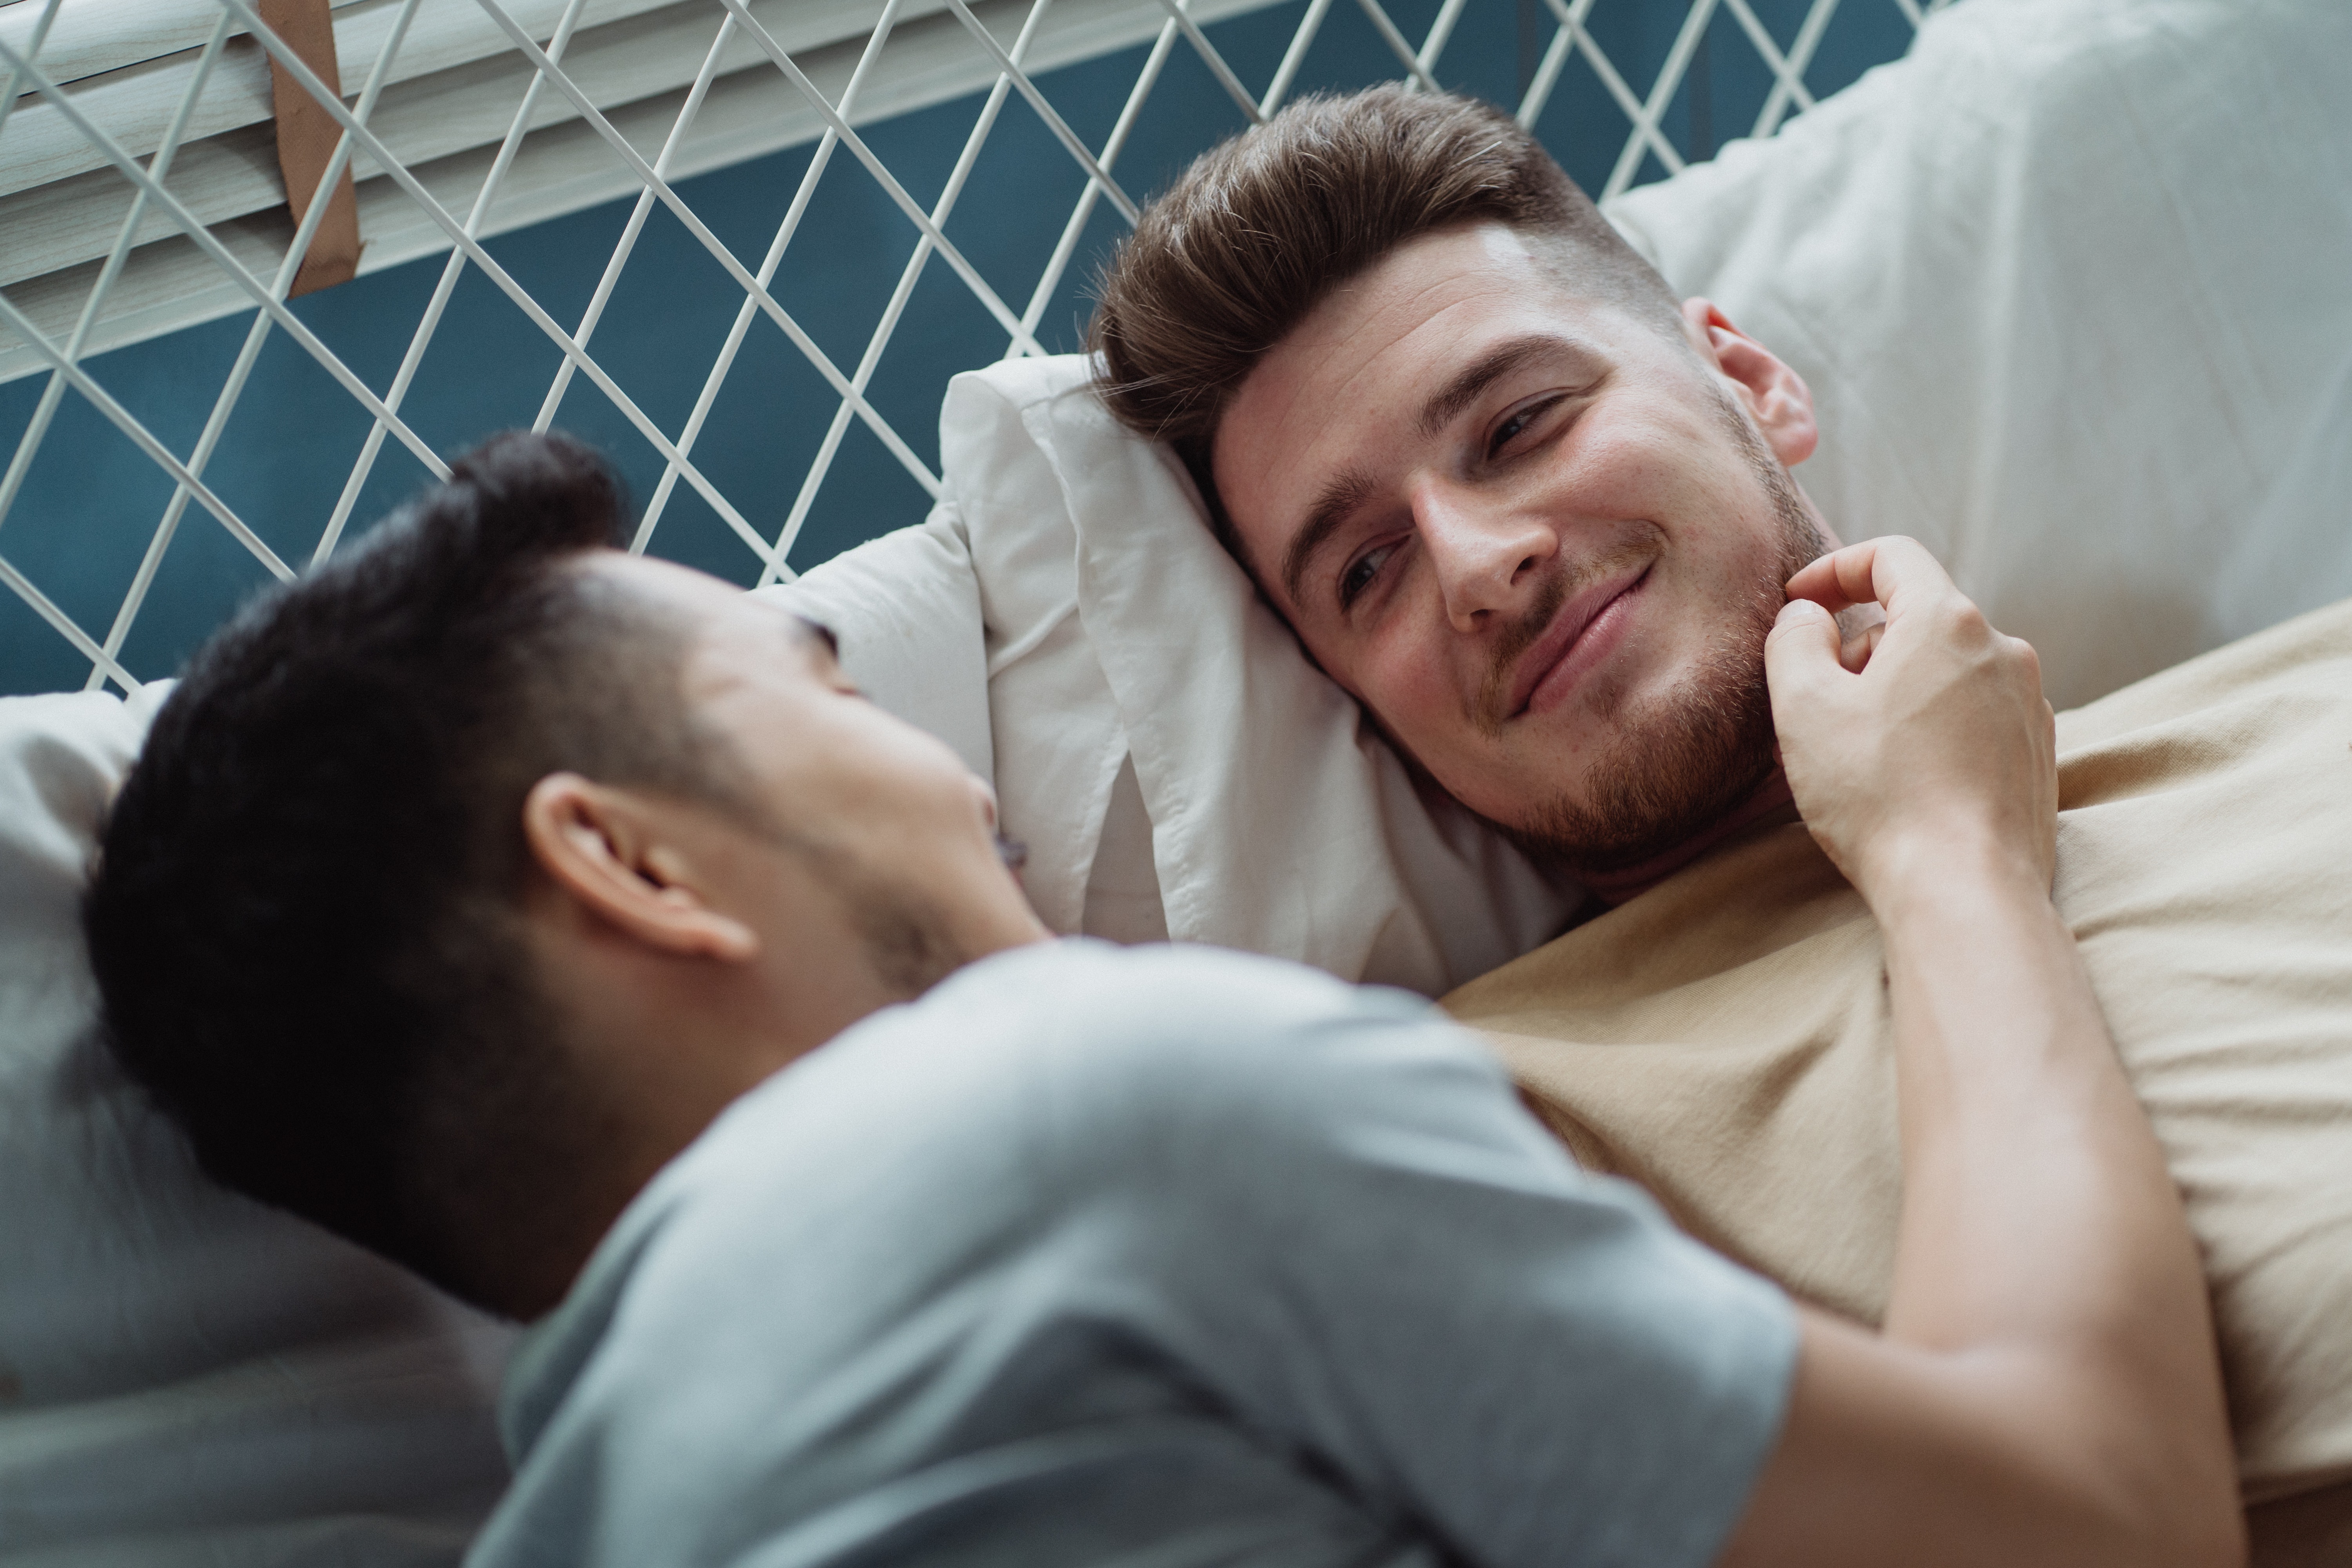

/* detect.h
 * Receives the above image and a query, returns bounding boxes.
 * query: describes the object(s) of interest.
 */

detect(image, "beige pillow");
[1444,596,2352,1503]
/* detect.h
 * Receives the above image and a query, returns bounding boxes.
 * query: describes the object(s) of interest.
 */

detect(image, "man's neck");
[1576,769,1801,907]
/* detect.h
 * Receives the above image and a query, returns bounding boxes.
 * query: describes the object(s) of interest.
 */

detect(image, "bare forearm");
[1870,836,2236,1548]
[1873,836,2186,1345]
[1733,543,2240,1567]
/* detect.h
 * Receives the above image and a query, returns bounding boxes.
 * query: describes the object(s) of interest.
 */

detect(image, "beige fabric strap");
[258,0,360,296]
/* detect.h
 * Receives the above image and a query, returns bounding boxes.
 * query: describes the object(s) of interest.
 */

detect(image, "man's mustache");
[1474,533,1659,732]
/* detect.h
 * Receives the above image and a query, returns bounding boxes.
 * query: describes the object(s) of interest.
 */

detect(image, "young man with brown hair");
[1092,87,1844,900]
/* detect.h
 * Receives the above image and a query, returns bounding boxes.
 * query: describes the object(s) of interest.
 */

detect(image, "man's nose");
[1413,477,1557,633]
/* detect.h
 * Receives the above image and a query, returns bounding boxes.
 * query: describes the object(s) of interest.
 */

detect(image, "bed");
[4,0,2350,1562]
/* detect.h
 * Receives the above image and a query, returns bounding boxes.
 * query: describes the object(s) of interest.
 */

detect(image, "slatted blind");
[0,0,1311,380]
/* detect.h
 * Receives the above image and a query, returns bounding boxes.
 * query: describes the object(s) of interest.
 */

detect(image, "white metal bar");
[1603,0,1721,198]
[0,33,456,484]
[1599,0,1719,200]
[1527,0,1681,184]
[1889,0,1924,26]
[1514,7,1579,129]
[320,0,598,564]
[1350,0,1444,94]
[1415,0,1470,78]
[940,0,1140,223]
[0,0,62,145]
[0,291,291,582]
[1153,0,1263,126]
[1719,0,1815,131]
[1012,13,1182,351]
[128,0,423,596]
[1756,0,1840,137]
[455,0,1033,454]
[1259,0,1336,117]
[754,0,1054,586]
[629,0,933,556]
[0,9,233,546]
[213,0,795,576]
[87,0,418,687]
[532,9,737,434]
[694,0,1057,354]
[0,552,140,692]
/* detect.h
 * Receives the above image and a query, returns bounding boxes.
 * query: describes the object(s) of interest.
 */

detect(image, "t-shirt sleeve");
[1047,948,1798,1568]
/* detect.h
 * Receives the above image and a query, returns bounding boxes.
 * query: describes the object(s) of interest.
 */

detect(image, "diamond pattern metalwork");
[0,0,1950,693]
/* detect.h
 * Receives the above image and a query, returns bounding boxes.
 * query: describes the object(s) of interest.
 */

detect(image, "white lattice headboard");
[0,0,1944,695]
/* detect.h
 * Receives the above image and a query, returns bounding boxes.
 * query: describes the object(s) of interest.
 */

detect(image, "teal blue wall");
[0,0,1917,694]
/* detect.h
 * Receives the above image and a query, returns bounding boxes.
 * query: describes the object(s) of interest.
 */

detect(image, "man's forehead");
[1270,224,1583,368]
[588,549,735,613]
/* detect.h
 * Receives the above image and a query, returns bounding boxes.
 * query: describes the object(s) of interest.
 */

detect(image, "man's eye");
[1488,394,1567,459]
[1339,543,1397,608]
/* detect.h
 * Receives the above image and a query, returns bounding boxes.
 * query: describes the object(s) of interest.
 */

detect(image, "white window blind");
[0,0,1289,382]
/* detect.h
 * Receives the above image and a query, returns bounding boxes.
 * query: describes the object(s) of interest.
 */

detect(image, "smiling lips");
[1504,561,1652,719]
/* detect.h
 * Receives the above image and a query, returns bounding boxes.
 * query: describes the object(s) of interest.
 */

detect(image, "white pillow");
[757,515,992,787]
[1608,0,2352,708]
[0,690,514,1566]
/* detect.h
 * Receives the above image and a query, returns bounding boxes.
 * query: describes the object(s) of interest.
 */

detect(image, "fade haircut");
[83,432,748,1312]
[1089,86,1682,539]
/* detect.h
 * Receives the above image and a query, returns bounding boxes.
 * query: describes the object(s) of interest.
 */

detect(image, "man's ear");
[1680,297,1818,469]
[521,773,759,963]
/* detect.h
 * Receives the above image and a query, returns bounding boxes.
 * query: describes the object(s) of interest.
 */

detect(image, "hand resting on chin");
[1767,536,2058,901]
[1712,539,2242,1568]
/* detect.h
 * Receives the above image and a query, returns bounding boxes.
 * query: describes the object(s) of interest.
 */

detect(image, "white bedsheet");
[0,690,514,1566]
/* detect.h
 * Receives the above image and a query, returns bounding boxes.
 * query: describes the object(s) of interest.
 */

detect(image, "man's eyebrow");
[1275,334,1599,609]
[1416,332,1591,440]
[1281,465,1380,610]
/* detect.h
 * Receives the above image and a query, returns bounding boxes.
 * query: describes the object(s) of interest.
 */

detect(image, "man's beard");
[773,835,975,1002]
[1496,394,1828,880]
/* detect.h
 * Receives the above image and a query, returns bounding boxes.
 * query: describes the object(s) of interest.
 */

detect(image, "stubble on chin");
[1497,401,1827,880]
[781,835,975,1001]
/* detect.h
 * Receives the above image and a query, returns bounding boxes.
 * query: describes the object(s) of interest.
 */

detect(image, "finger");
[1838,620,1886,674]
[1764,597,1845,705]
[1784,536,1954,619]
[1782,541,1878,613]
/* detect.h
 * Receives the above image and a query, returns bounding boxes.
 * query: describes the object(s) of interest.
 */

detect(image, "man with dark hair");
[1091,87,1840,897]
[83,431,2239,1566]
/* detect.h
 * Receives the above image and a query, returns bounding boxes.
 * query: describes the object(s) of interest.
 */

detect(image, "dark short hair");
[1088,86,1681,537]
[83,431,742,1311]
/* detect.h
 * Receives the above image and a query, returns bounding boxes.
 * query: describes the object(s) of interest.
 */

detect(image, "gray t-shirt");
[471,942,1795,1568]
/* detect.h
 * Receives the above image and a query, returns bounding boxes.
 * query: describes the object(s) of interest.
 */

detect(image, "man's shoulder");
[658,941,1482,1238]
[814,941,1468,1158]
[512,944,1492,1448]
[926,938,1434,1067]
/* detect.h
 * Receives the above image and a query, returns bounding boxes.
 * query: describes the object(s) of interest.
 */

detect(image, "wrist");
[1857,821,2052,924]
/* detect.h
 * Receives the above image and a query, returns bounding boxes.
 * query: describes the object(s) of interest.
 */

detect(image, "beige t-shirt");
[1444,596,2352,1505]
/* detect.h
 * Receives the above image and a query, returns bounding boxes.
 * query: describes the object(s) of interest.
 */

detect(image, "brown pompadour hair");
[1089,86,1681,520]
